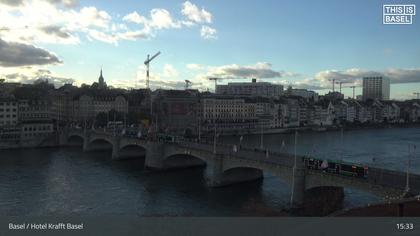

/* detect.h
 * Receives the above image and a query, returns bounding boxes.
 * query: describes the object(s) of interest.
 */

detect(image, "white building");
[74,95,128,122]
[201,97,257,132]
[289,89,319,101]
[362,77,390,101]
[216,79,283,98]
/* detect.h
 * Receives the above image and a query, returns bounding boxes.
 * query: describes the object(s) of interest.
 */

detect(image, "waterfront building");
[363,76,390,101]
[334,100,357,123]
[20,122,54,140]
[381,101,400,123]
[284,98,300,127]
[18,99,55,123]
[216,79,283,98]
[154,89,200,135]
[73,94,128,122]
[201,96,258,133]
[0,97,18,127]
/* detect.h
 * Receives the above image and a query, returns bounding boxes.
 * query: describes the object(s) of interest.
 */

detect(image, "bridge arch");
[118,144,147,159]
[163,153,207,169]
[221,167,264,186]
[86,137,114,152]
[67,134,84,146]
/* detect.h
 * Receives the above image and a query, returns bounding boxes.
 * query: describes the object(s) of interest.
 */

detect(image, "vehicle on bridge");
[303,157,369,178]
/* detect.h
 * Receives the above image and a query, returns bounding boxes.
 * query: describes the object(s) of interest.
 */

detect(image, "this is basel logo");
[383,4,416,24]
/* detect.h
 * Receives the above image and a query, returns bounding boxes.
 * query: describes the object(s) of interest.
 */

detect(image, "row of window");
[0,102,17,106]
[0,114,17,118]
[0,108,17,112]
[23,132,51,137]
[0,120,17,125]
[23,125,52,132]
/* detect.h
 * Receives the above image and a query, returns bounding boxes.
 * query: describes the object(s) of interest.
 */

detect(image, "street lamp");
[260,121,264,149]
[405,144,416,193]
[290,129,298,206]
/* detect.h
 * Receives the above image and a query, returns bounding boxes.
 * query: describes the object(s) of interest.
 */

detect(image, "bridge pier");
[204,155,224,187]
[58,130,68,146]
[82,132,90,152]
[291,166,306,208]
[111,137,121,160]
[145,142,165,170]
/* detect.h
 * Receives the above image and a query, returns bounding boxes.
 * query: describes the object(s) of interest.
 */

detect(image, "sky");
[0,0,419,100]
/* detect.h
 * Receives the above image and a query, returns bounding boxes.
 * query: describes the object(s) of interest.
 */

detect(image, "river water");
[0,127,419,216]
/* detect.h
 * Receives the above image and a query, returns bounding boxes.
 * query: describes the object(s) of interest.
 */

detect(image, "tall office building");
[362,77,390,101]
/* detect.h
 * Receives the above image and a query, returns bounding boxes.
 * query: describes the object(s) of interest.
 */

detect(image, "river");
[0,127,419,216]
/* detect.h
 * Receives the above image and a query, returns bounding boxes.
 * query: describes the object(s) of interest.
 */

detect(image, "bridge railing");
[177,140,296,167]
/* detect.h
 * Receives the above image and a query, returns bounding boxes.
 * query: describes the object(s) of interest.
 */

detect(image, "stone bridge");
[60,129,420,208]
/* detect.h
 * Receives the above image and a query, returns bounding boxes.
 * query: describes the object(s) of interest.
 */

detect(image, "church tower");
[98,68,107,89]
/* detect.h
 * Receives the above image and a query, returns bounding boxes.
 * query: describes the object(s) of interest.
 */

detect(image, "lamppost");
[260,121,264,149]
[405,144,416,193]
[198,116,201,143]
[290,129,298,206]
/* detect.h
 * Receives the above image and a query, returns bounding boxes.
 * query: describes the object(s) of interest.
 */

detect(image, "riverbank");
[0,134,59,150]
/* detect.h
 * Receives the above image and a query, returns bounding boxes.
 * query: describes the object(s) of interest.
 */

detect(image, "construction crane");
[350,86,356,99]
[144,51,161,89]
[209,77,222,93]
[414,92,420,99]
[185,80,192,90]
[335,81,350,94]
[328,79,336,92]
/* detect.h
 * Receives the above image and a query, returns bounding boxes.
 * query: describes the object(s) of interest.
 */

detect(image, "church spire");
[98,67,106,89]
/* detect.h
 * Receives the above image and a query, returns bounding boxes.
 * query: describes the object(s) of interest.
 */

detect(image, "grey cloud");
[3,69,74,87]
[39,25,71,39]
[0,0,23,6]
[0,0,78,7]
[223,67,282,79]
[384,68,420,84]
[0,38,61,67]
[314,68,420,87]
[210,62,297,80]
[46,0,79,8]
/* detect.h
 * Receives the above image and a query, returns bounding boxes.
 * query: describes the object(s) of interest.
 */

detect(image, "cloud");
[121,2,216,41]
[205,62,295,79]
[200,25,217,39]
[0,38,61,67]
[181,1,212,24]
[163,64,179,78]
[183,62,298,91]
[1,68,74,87]
[313,68,420,89]
[0,1,112,45]
[122,11,146,24]
[116,29,150,41]
[186,63,204,70]
[0,0,23,6]
[149,9,180,29]
[39,25,71,39]
[0,0,79,8]
[45,0,79,8]
[87,29,118,45]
